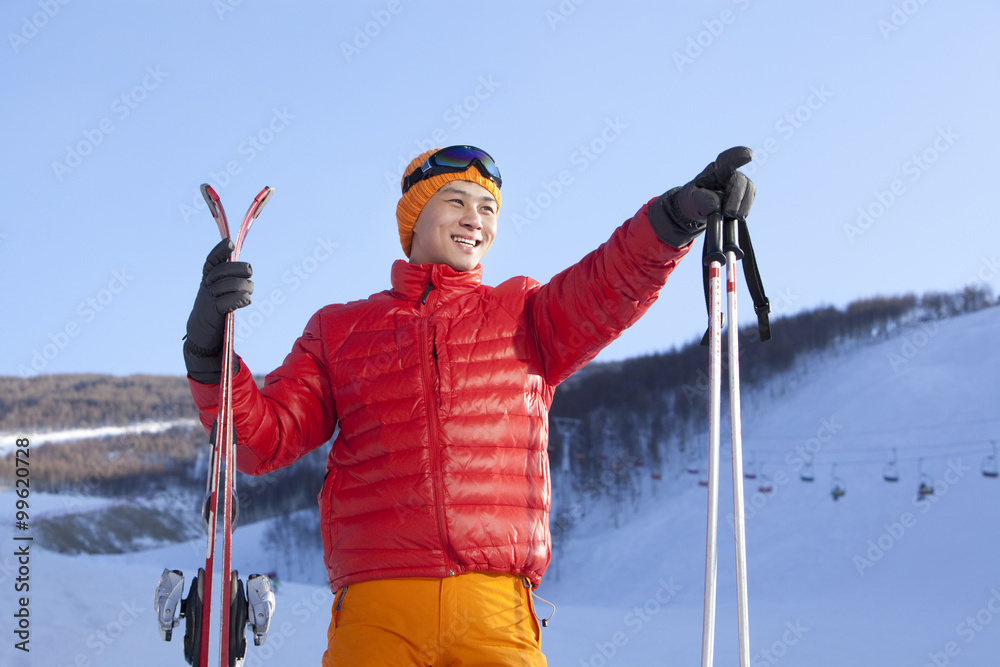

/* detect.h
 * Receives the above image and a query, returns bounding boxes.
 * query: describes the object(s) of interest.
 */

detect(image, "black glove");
[183,238,253,384]
[649,146,756,248]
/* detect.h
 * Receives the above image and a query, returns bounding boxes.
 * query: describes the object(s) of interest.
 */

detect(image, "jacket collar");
[389,259,483,303]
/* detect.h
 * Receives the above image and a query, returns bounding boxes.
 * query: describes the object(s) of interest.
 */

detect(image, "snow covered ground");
[1,307,998,666]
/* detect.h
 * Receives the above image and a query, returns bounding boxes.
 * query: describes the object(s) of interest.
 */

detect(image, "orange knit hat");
[396,147,502,257]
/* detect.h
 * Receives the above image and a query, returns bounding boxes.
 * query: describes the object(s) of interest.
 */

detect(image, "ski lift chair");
[982,442,998,479]
[757,464,773,493]
[800,461,815,482]
[916,458,934,499]
[744,451,758,480]
[883,448,900,482]
[687,455,701,475]
[830,464,846,501]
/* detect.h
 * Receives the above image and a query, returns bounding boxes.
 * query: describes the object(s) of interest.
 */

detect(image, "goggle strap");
[402,153,501,194]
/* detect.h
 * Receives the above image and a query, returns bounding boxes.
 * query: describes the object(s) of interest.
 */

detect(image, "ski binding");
[246,573,276,646]
[154,569,186,641]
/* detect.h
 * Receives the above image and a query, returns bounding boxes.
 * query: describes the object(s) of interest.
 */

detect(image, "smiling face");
[408,180,498,272]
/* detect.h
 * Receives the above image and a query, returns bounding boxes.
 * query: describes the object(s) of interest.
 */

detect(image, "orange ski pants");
[321,571,547,666]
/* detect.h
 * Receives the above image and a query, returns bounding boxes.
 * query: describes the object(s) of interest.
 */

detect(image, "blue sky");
[1,1,997,378]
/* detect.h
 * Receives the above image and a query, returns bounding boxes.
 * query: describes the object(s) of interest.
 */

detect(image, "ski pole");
[700,212,726,667]
[724,215,751,667]
[700,213,757,667]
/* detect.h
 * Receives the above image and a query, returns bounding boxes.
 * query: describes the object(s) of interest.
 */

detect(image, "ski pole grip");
[703,212,726,266]
[723,216,744,260]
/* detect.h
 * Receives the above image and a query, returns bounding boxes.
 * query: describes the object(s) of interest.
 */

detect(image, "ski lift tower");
[552,417,584,476]
[551,417,584,510]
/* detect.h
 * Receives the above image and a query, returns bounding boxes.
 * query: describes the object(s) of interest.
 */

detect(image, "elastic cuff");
[183,339,241,385]
[183,336,223,359]
[648,190,701,249]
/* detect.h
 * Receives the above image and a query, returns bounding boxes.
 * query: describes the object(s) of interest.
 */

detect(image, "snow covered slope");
[539,306,1000,666]
[1,307,997,666]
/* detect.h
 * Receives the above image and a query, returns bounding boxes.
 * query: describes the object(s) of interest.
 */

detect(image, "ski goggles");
[401,145,502,194]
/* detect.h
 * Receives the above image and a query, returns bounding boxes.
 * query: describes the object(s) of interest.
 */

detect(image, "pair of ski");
[155,184,276,667]
[699,212,770,667]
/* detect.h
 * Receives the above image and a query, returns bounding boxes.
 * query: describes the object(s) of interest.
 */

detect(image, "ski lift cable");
[743,415,1000,442]
[742,437,997,456]
[745,446,994,470]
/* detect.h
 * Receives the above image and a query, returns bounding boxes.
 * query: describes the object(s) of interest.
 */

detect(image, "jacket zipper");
[417,282,455,576]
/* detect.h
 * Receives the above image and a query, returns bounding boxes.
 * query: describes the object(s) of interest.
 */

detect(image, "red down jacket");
[189,199,690,591]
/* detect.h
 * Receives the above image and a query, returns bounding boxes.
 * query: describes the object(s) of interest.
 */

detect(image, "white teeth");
[452,236,477,247]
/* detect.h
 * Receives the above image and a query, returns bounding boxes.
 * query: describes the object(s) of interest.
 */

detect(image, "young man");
[184,145,754,665]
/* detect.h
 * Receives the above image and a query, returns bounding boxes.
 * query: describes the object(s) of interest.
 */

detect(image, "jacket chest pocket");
[424,319,453,417]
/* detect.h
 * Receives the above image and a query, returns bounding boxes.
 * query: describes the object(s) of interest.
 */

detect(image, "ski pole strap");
[699,217,771,346]
[209,419,238,446]
[738,217,771,342]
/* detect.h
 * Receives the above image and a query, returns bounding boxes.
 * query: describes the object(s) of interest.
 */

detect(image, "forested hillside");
[0,374,196,431]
